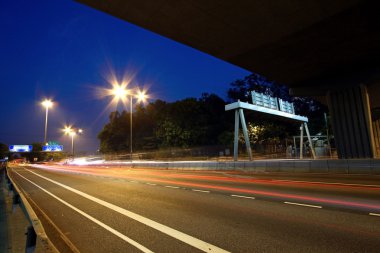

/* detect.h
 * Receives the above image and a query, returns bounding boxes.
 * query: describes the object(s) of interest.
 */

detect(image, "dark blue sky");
[0,0,250,152]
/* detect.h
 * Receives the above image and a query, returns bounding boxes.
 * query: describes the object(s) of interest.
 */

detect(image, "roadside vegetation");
[98,74,329,155]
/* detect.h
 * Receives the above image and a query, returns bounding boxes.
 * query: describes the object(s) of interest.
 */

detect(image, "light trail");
[28,165,380,212]
[31,164,380,191]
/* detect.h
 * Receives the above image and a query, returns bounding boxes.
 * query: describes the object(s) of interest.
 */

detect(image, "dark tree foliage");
[98,74,328,153]
[227,73,328,135]
[0,143,8,158]
[227,73,290,102]
[155,93,228,147]
[97,94,229,153]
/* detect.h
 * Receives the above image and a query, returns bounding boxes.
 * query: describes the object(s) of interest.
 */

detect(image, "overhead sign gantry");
[225,91,315,161]
[9,145,33,152]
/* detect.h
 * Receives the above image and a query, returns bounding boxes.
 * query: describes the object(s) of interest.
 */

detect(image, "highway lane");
[8,164,380,252]
[29,164,380,214]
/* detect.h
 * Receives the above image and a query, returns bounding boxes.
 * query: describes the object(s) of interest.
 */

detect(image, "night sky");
[0,0,250,152]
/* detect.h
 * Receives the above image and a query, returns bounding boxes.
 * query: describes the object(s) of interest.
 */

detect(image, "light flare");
[63,126,73,135]
[136,89,148,103]
[41,99,53,108]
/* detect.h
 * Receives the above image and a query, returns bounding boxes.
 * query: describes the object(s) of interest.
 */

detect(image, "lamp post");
[64,127,83,157]
[132,90,147,159]
[110,85,147,160]
[128,91,147,159]
[41,99,53,144]
[70,131,76,156]
[130,94,133,158]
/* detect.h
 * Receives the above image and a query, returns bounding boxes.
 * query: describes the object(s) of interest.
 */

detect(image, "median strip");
[284,202,322,209]
[24,169,230,253]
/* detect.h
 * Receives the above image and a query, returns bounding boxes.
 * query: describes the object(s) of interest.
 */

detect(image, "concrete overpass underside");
[77,0,380,158]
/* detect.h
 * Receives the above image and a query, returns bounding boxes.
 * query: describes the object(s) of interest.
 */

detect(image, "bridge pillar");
[327,85,376,158]
[373,118,380,157]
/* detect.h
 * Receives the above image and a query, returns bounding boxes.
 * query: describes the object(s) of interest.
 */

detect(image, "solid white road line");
[284,201,322,209]
[192,189,210,193]
[24,169,230,253]
[14,171,153,253]
[369,213,380,217]
[231,194,255,200]
[25,192,81,253]
[164,185,180,189]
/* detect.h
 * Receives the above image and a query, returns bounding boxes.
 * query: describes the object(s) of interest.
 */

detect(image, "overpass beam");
[327,85,376,158]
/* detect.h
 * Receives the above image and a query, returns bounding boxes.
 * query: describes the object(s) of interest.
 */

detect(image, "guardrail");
[3,165,58,253]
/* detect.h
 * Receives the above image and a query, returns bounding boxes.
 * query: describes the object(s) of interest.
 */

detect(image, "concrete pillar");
[327,85,376,158]
[373,119,380,157]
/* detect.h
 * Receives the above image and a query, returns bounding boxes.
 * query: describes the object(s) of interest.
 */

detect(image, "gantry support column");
[233,108,252,161]
[327,85,376,158]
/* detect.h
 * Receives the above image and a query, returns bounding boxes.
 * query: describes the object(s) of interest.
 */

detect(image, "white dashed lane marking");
[284,201,322,209]
[191,189,210,193]
[231,194,255,200]
[164,185,180,189]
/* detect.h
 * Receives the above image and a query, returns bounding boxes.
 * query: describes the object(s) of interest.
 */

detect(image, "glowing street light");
[63,126,83,157]
[107,84,148,160]
[111,85,128,100]
[136,90,147,103]
[63,126,72,135]
[41,99,54,144]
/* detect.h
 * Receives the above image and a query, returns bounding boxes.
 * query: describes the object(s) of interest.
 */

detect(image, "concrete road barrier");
[126,159,380,175]
[5,166,58,253]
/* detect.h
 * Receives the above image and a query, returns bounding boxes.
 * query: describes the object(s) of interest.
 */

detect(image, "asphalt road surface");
[8,164,380,252]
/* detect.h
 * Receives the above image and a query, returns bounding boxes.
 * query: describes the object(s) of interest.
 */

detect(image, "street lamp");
[109,85,148,160]
[130,89,147,158]
[63,126,83,157]
[111,85,128,100]
[41,99,53,144]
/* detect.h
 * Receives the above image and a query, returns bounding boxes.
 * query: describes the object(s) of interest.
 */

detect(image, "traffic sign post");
[42,145,63,152]
[225,91,315,161]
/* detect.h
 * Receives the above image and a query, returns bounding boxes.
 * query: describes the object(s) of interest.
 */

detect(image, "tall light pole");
[110,85,147,160]
[41,99,53,144]
[70,131,76,156]
[64,126,83,157]
[133,90,147,159]
[130,94,133,158]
